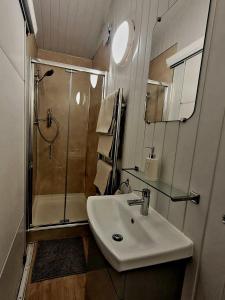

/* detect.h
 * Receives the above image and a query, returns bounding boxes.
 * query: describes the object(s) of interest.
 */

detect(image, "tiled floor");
[32,193,88,226]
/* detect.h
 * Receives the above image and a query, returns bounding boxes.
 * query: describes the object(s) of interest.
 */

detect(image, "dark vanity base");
[86,235,189,300]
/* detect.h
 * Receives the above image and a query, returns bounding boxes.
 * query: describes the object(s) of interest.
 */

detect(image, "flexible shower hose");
[36,117,59,144]
[34,81,59,145]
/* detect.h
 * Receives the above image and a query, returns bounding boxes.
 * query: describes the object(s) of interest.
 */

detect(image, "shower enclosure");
[28,59,106,228]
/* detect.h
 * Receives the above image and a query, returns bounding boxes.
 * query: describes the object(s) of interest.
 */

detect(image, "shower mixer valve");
[47,108,53,128]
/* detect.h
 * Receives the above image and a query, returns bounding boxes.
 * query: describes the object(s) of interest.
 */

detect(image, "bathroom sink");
[87,193,193,272]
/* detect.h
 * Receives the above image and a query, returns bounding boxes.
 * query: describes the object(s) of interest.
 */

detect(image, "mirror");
[145,0,210,123]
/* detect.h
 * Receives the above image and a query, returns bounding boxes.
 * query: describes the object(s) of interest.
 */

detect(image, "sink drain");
[112,233,123,242]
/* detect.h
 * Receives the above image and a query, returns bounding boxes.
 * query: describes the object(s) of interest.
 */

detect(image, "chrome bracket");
[60,219,70,224]
[171,191,200,205]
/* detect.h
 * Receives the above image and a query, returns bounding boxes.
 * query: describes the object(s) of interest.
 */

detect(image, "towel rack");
[97,88,126,194]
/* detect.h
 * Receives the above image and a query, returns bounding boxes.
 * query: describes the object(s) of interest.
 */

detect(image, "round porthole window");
[112,20,135,66]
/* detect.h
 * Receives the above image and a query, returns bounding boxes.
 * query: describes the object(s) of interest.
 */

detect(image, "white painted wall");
[0,1,26,299]
[106,0,225,299]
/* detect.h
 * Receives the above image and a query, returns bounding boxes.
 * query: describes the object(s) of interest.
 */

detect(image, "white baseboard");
[17,243,34,300]
[0,217,25,300]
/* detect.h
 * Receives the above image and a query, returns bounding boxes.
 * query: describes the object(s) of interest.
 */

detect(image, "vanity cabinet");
[86,235,188,300]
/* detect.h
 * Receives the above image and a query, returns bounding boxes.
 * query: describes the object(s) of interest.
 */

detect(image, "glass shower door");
[32,64,71,226]
[31,62,105,228]
[64,71,105,223]
[64,71,90,223]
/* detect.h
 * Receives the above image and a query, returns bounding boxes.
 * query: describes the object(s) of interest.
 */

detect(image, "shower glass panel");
[30,61,105,228]
[65,72,105,223]
[64,71,90,223]
[32,65,70,226]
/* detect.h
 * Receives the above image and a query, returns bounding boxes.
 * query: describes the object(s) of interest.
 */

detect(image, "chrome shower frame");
[27,58,107,229]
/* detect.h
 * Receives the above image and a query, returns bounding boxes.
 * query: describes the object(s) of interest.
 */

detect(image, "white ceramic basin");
[87,193,193,272]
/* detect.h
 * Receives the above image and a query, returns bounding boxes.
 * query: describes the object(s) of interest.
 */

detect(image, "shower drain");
[112,233,123,242]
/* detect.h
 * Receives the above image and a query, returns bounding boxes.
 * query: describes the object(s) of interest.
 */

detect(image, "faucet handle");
[133,188,151,199]
[142,188,150,199]
[141,188,151,216]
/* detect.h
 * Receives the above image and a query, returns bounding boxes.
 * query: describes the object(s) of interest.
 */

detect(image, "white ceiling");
[33,0,112,59]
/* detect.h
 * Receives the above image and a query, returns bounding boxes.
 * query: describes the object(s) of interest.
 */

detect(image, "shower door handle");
[29,161,33,169]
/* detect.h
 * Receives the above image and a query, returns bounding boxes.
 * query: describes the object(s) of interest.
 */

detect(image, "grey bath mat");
[31,237,87,282]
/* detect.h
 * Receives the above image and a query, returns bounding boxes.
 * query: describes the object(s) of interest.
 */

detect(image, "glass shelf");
[122,168,200,204]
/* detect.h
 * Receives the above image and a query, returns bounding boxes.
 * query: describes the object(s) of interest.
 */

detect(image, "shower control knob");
[222,215,225,224]
[47,108,53,128]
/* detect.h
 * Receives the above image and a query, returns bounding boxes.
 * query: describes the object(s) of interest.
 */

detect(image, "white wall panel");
[169,0,177,8]
[182,0,225,297]
[105,0,157,171]
[158,0,169,17]
[160,122,179,184]
[168,63,185,120]
[105,0,221,299]
[0,0,25,79]
[0,2,25,298]
[134,0,159,169]
[0,48,25,274]
[179,102,195,119]
[196,110,225,299]
[142,124,155,170]
[0,218,25,300]
[181,54,202,104]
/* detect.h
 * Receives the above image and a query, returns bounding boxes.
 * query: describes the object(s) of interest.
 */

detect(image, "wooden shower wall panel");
[35,50,93,195]
[35,66,92,195]
[38,49,92,68]
[85,76,104,197]
[149,44,177,83]
[36,65,70,195]
[66,72,91,194]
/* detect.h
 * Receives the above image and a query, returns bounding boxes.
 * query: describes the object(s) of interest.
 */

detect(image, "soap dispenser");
[144,147,159,181]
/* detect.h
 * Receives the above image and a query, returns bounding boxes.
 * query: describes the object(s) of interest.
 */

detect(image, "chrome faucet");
[127,188,151,216]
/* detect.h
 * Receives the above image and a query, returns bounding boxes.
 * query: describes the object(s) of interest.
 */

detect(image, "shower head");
[45,69,54,77]
[38,69,54,82]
